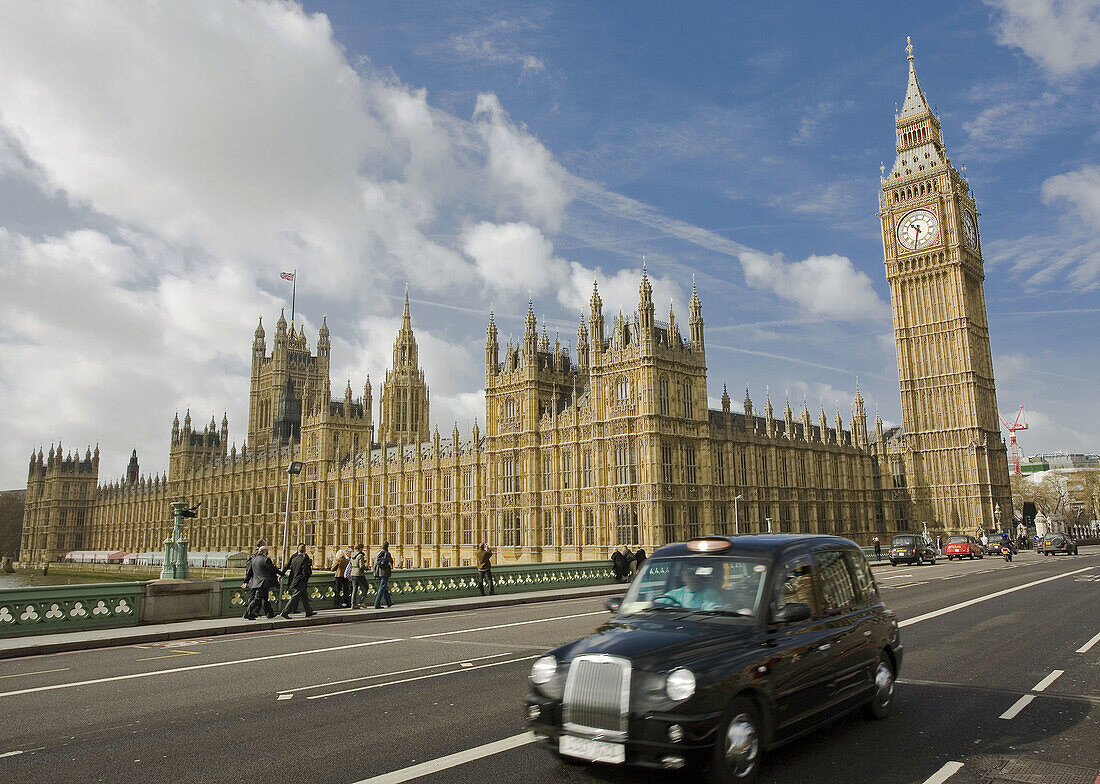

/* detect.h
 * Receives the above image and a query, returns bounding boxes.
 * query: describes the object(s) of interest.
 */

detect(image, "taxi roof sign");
[686,537,732,553]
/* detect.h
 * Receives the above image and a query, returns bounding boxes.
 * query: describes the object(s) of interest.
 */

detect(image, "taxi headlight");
[530,655,557,685]
[665,668,696,701]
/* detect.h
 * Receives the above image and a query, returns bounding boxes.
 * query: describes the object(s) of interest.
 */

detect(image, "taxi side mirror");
[772,602,811,624]
[605,596,622,613]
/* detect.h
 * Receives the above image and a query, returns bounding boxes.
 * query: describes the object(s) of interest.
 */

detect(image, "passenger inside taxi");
[658,565,725,610]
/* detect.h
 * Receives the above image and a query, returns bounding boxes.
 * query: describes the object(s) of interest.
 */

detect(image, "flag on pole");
[280,271,295,281]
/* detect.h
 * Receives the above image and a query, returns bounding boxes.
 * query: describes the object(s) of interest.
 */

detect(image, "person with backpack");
[349,543,370,609]
[373,541,394,609]
[280,543,316,618]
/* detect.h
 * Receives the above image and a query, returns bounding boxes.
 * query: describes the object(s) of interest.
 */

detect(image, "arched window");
[616,375,630,403]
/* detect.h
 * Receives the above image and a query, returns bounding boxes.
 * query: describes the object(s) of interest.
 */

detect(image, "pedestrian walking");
[873,537,882,561]
[349,544,370,609]
[611,547,627,582]
[280,544,317,618]
[373,542,394,609]
[331,547,351,608]
[475,542,495,596]
[633,547,647,576]
[936,535,943,555]
[242,546,281,620]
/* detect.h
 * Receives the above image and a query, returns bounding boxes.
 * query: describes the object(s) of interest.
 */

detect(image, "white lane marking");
[0,750,24,758]
[921,761,964,784]
[351,731,536,784]
[1032,670,1064,692]
[900,566,1097,628]
[276,694,293,701]
[410,610,606,639]
[0,638,403,699]
[278,652,513,694]
[999,694,1035,720]
[308,655,538,700]
[878,573,913,580]
[1076,630,1100,654]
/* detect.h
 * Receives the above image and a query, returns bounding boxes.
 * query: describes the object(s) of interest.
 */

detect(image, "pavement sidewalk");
[0,583,627,661]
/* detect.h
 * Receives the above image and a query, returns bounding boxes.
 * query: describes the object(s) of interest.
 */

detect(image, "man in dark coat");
[372,541,394,609]
[610,547,626,582]
[280,543,316,619]
[242,546,281,620]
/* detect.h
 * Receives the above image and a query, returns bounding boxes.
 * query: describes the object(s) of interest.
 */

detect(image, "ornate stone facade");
[19,44,1012,566]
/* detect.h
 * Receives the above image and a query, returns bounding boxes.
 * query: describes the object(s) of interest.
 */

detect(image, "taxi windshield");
[946,536,968,544]
[618,556,769,619]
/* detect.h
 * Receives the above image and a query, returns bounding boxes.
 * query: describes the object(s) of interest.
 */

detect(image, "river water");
[0,571,126,589]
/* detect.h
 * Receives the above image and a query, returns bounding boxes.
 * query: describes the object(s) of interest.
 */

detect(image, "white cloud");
[472,93,569,232]
[985,0,1100,76]
[961,91,1060,157]
[740,251,889,320]
[463,220,569,297]
[428,17,547,80]
[1042,165,1100,227]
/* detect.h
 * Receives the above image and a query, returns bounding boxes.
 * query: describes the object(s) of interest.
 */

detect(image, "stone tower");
[21,444,100,563]
[879,39,1012,532]
[379,289,430,445]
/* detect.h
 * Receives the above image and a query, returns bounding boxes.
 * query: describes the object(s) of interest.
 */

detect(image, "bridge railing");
[0,582,142,639]
[220,560,618,616]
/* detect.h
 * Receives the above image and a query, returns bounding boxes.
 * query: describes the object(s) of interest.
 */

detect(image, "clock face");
[962,210,978,249]
[897,208,941,251]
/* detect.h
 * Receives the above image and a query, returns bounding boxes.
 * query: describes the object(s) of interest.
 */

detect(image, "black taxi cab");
[524,535,902,783]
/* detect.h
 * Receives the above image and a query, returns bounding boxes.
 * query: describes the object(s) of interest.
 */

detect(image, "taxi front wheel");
[711,696,762,783]
[864,653,895,720]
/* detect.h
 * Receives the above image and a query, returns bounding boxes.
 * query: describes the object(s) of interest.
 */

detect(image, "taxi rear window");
[892,535,918,546]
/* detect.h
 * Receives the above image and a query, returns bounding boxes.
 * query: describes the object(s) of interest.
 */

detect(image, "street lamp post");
[734,495,743,536]
[994,502,1001,534]
[161,501,199,580]
[766,516,772,534]
[282,461,303,602]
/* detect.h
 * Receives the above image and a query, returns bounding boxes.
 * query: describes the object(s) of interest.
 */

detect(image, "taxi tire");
[710,696,762,784]
[864,653,895,720]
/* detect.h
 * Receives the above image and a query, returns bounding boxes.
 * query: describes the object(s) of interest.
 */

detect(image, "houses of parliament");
[19,44,1013,568]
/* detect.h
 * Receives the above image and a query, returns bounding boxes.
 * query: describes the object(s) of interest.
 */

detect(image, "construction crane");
[1000,405,1028,476]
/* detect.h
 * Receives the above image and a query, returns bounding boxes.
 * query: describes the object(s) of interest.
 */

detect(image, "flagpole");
[291,268,296,324]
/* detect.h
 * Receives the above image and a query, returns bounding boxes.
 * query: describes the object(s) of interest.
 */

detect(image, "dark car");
[985,536,1017,556]
[945,535,984,560]
[524,535,902,783]
[1039,532,1078,556]
[888,534,936,566]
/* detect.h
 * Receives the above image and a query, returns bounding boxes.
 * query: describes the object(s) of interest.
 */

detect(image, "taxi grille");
[562,655,630,736]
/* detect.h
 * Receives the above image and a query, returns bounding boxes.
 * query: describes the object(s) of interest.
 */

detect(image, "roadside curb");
[0,584,627,661]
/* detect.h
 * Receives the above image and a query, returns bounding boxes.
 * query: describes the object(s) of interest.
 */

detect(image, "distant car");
[944,535,984,560]
[888,534,936,566]
[985,537,1017,556]
[1039,532,1078,556]
[524,535,902,783]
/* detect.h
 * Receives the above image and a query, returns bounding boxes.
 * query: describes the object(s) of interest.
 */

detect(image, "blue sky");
[0,1,1097,489]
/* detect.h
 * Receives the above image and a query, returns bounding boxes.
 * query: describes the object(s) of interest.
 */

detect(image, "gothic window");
[895,503,909,531]
[304,485,317,511]
[389,478,399,506]
[716,449,725,485]
[891,459,906,488]
[685,447,697,484]
[580,450,592,487]
[615,505,638,545]
[342,482,351,509]
[615,442,637,485]
[662,506,676,544]
[740,453,748,485]
[506,397,517,418]
[874,504,885,532]
[561,452,572,489]
[760,454,768,485]
[583,509,595,545]
[501,458,515,493]
[503,511,521,547]
[356,481,366,508]
[424,475,433,503]
[462,516,473,545]
[616,376,631,403]
[718,504,729,535]
[686,504,701,538]
[462,469,472,501]
[543,510,553,546]
[659,378,670,415]
[682,383,693,418]
[372,480,382,506]
[562,509,574,546]
[423,520,434,545]
[442,517,453,545]
[443,473,453,501]
[661,444,673,484]
[79,484,88,500]
[405,526,415,545]
[543,456,553,491]
[61,483,69,500]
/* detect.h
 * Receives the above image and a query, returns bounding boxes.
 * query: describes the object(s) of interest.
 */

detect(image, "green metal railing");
[0,582,143,638]
[220,560,617,616]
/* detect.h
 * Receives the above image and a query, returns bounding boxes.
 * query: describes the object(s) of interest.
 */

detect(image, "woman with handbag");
[349,544,370,609]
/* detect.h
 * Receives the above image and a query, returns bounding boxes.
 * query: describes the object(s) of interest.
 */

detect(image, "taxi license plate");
[559,735,626,764]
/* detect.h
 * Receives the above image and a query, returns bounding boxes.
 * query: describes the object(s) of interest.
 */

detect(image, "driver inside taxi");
[660,565,725,610]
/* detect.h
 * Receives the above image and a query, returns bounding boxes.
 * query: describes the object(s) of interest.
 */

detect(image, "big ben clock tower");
[880,39,1012,533]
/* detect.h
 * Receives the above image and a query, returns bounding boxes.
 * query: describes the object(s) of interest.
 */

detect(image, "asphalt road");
[1,549,1098,784]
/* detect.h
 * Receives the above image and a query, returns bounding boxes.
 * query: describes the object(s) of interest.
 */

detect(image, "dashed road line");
[999,694,1035,720]
[1076,630,1100,654]
[1032,669,1064,692]
[0,668,69,680]
[307,655,537,700]
[921,761,964,784]
[350,732,536,784]
[277,652,514,696]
